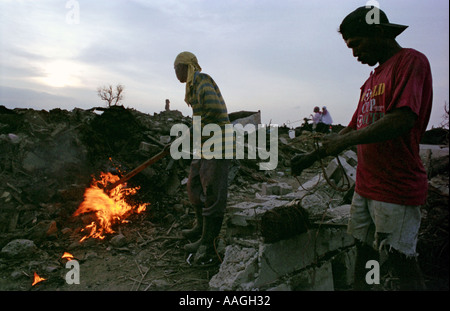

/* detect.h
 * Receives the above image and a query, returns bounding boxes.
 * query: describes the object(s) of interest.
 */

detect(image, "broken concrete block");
[254,227,354,287]
[297,174,325,190]
[324,157,356,188]
[209,244,259,290]
[290,261,334,291]
[331,246,356,289]
[321,204,351,226]
[301,190,331,214]
[314,228,355,255]
[228,201,261,214]
[255,233,315,287]
[258,198,290,211]
[342,150,358,167]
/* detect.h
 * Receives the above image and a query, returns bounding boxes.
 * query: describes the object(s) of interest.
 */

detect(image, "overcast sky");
[0,0,448,130]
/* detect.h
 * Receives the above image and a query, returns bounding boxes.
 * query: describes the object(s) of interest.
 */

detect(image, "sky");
[0,0,448,130]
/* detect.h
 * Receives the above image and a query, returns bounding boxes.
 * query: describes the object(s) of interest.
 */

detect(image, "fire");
[32,272,46,286]
[73,172,148,242]
[61,252,74,261]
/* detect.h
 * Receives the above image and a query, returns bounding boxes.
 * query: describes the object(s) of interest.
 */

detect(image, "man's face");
[345,36,380,66]
[175,63,188,83]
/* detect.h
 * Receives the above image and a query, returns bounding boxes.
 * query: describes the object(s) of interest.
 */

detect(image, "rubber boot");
[193,216,224,264]
[184,216,223,255]
[181,205,203,240]
[388,249,426,291]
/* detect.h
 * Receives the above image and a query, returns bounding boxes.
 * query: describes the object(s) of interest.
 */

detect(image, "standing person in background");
[321,106,333,132]
[174,51,233,265]
[165,99,170,111]
[311,106,322,132]
[321,106,333,124]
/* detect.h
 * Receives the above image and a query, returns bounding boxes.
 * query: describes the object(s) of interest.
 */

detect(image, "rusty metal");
[105,144,171,193]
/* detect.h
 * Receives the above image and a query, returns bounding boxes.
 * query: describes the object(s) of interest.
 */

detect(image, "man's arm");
[322,107,417,156]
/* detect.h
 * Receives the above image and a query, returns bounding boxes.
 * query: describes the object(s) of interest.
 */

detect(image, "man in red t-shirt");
[322,6,432,290]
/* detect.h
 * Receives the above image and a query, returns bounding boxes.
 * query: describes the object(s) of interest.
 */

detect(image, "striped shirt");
[187,72,235,159]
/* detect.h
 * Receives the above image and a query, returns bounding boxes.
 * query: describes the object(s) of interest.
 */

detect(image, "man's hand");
[321,107,416,156]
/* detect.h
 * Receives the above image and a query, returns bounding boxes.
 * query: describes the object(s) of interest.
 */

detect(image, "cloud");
[0,85,85,111]
[0,0,448,129]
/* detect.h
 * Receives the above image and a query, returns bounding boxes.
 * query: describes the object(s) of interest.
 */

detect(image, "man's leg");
[370,202,424,291]
[354,240,380,290]
[192,159,229,263]
[347,192,378,290]
[388,248,426,290]
[184,160,204,242]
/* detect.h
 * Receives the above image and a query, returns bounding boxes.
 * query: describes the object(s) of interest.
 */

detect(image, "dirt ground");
[1,168,447,291]
[0,175,290,291]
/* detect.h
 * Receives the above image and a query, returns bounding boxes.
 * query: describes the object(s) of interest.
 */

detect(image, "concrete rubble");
[210,135,449,291]
[0,104,448,290]
[211,151,358,291]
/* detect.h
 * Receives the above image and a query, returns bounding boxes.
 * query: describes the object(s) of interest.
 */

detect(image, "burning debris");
[73,172,148,242]
[61,252,74,261]
[31,272,46,286]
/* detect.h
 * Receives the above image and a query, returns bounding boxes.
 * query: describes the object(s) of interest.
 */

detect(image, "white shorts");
[347,192,422,257]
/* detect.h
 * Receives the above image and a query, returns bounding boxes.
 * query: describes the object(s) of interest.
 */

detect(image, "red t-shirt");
[348,48,433,205]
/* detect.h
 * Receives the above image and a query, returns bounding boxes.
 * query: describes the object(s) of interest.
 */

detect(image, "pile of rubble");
[210,130,448,291]
[0,104,448,291]
[211,149,359,290]
[0,105,193,242]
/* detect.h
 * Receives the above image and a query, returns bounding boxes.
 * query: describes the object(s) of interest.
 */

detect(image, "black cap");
[339,6,408,40]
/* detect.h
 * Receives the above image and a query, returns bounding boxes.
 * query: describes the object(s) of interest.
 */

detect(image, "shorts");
[187,159,230,218]
[347,192,422,257]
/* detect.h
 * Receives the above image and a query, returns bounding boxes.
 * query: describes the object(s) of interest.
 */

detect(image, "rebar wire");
[213,236,223,263]
[314,137,351,193]
[293,136,351,193]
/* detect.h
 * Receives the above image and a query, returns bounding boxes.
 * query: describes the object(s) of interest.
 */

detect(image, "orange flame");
[32,272,46,286]
[61,252,74,261]
[73,172,148,242]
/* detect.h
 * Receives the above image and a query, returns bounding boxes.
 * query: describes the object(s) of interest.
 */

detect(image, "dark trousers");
[187,159,230,218]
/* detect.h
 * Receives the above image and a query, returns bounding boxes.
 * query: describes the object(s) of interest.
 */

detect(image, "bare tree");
[97,84,125,107]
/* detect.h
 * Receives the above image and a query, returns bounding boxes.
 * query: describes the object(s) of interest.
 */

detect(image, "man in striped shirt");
[174,51,232,264]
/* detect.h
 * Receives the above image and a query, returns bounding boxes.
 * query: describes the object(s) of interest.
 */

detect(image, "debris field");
[0,105,448,291]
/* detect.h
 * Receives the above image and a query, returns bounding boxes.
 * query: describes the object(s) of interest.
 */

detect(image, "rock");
[209,244,259,290]
[110,234,127,248]
[1,239,38,258]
